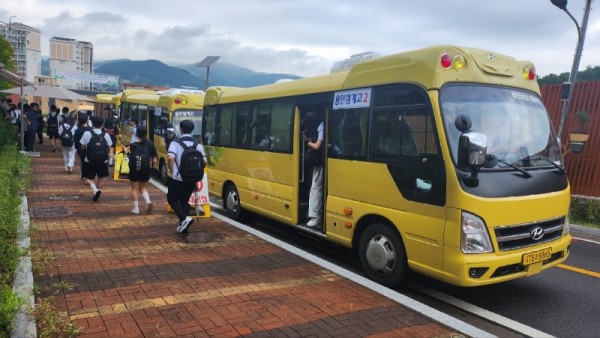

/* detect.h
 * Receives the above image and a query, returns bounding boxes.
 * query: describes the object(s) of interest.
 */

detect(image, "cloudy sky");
[2,0,599,77]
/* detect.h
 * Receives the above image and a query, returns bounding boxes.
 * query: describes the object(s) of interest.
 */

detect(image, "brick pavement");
[28,142,464,337]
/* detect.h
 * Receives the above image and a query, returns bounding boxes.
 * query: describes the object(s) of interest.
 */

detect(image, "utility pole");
[551,0,593,142]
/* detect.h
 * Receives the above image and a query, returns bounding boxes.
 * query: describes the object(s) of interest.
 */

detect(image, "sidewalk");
[27,142,466,337]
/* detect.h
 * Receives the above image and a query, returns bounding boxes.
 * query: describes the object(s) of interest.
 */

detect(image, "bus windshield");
[172,110,203,138]
[440,84,562,169]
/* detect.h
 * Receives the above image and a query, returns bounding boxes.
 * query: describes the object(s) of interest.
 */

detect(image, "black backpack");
[176,138,205,182]
[60,124,74,147]
[129,142,151,175]
[86,131,109,165]
[47,115,59,133]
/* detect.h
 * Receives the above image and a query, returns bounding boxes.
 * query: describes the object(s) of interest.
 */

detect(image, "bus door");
[298,105,327,227]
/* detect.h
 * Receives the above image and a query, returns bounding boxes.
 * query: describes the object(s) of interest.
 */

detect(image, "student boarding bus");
[201,45,571,287]
[152,89,205,183]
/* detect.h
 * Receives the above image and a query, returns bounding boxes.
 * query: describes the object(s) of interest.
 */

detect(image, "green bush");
[0,120,27,336]
[570,196,600,228]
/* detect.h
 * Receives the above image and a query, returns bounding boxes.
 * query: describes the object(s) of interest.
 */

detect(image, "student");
[128,126,157,214]
[74,114,92,183]
[22,103,38,152]
[167,120,207,233]
[46,105,60,152]
[301,111,324,228]
[128,117,139,144]
[80,116,112,202]
[58,115,77,173]
[35,104,45,144]
[103,115,118,167]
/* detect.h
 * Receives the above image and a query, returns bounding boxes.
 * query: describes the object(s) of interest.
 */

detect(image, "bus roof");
[120,89,158,102]
[204,45,539,105]
[95,93,118,104]
[121,93,160,105]
[157,93,205,109]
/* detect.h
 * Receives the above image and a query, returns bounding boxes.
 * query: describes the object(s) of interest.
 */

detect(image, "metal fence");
[541,81,600,197]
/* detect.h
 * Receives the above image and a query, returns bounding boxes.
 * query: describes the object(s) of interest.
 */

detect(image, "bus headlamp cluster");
[460,211,493,254]
[440,52,466,71]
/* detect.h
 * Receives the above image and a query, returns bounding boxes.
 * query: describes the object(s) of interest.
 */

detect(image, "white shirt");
[167,134,206,182]
[58,123,78,149]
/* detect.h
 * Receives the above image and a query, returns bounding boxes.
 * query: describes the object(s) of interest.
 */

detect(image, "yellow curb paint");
[557,264,600,278]
[69,273,339,320]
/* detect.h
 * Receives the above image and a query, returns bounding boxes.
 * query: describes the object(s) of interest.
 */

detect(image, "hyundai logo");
[486,53,496,61]
[530,227,545,241]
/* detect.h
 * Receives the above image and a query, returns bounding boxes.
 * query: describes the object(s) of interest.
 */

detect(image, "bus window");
[250,99,294,152]
[203,106,217,145]
[233,105,250,147]
[329,108,368,159]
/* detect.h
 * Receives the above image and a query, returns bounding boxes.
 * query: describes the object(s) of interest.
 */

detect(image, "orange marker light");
[343,207,353,216]
[343,221,353,228]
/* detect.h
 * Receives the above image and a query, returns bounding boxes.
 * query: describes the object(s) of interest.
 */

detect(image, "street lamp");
[196,56,220,90]
[550,0,592,147]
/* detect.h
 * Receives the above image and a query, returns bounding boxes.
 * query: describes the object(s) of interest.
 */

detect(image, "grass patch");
[32,297,79,338]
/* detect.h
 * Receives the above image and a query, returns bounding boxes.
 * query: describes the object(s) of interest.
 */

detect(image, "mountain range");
[42,58,303,89]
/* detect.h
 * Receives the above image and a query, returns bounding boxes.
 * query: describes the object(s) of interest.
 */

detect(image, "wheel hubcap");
[365,234,396,274]
[226,190,239,213]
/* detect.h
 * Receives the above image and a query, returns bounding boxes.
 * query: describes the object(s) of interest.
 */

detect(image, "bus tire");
[159,160,168,185]
[358,223,408,287]
[224,184,243,221]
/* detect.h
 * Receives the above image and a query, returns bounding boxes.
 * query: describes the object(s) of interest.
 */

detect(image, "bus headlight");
[461,212,493,254]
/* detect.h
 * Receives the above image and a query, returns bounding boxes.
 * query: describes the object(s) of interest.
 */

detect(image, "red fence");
[541,81,600,197]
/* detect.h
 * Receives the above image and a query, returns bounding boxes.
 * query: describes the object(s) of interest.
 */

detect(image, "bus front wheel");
[358,223,408,287]
[224,184,243,221]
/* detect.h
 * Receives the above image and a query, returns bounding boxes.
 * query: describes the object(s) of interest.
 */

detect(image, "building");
[49,37,93,90]
[0,21,42,83]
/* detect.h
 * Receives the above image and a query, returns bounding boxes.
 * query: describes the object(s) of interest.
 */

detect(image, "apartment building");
[49,37,93,90]
[0,22,42,83]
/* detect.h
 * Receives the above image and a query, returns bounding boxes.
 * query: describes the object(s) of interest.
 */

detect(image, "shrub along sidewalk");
[0,120,29,337]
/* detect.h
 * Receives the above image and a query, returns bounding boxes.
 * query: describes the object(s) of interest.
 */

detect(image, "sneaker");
[65,166,69,172]
[307,218,321,227]
[52,147,56,153]
[146,202,153,214]
[131,209,140,215]
[108,158,114,167]
[93,190,102,202]
[176,217,193,233]
[67,167,72,174]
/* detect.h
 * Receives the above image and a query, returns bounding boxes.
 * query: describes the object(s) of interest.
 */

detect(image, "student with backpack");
[167,120,207,233]
[74,114,92,183]
[80,116,112,202]
[46,105,60,152]
[128,126,157,214]
[58,115,77,173]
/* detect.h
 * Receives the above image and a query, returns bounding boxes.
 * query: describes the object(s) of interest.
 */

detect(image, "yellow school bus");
[152,89,205,183]
[118,90,160,146]
[202,45,571,287]
[94,93,121,119]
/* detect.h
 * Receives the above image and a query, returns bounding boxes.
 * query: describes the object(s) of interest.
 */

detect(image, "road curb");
[11,195,37,338]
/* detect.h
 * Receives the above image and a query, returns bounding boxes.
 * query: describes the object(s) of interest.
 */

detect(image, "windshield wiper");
[533,157,566,175]
[496,159,532,178]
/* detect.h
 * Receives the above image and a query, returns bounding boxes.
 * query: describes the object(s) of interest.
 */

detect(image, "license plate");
[522,248,552,265]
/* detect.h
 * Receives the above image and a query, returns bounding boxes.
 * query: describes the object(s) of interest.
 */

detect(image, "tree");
[0,36,16,91]
[538,65,600,86]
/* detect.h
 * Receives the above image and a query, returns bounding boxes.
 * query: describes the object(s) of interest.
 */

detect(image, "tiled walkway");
[28,142,462,337]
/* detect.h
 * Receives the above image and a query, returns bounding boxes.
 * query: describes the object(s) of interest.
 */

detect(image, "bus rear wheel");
[358,223,408,287]
[224,184,243,221]
[159,160,168,185]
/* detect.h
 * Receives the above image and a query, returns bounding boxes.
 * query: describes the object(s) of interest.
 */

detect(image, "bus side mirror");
[458,132,487,168]
[166,128,176,140]
[457,132,488,186]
